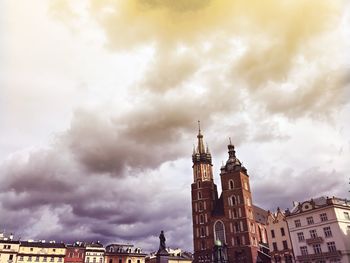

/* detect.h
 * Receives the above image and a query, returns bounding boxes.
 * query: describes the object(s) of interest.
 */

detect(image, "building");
[17,241,66,263]
[146,248,192,263]
[266,208,294,262]
[105,244,146,263]
[0,235,20,263]
[85,242,105,263]
[286,196,350,263]
[65,242,85,263]
[191,128,270,263]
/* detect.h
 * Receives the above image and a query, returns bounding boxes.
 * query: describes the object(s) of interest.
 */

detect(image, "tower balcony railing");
[305,236,323,245]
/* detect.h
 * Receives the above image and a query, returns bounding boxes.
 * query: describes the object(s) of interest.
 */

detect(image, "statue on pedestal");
[159,230,166,251]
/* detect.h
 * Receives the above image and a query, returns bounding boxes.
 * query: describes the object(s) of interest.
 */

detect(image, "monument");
[156,231,169,263]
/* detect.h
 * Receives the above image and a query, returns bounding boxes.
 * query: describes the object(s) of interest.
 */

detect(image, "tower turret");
[192,122,213,182]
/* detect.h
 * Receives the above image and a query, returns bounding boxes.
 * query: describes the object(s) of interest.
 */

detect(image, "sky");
[1,0,350,252]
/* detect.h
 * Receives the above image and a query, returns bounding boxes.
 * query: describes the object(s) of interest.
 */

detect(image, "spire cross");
[229,137,232,145]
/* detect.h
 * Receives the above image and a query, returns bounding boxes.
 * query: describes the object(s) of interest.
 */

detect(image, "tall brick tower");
[191,124,218,262]
[191,128,261,263]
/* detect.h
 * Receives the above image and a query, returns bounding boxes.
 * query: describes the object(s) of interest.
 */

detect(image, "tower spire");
[197,120,205,154]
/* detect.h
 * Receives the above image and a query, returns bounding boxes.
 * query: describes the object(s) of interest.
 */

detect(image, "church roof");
[212,194,224,216]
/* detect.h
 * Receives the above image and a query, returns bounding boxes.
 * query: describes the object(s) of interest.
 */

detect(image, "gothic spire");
[197,120,205,154]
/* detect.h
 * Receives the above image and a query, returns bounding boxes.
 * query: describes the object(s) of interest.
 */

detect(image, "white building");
[85,242,105,263]
[266,208,294,262]
[286,197,350,263]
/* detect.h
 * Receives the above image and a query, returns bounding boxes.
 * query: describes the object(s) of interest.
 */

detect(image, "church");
[191,126,269,263]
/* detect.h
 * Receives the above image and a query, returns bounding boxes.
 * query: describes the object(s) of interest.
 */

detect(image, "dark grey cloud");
[252,167,348,211]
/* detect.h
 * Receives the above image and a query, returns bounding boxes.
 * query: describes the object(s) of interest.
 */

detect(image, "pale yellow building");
[0,240,20,263]
[17,241,66,263]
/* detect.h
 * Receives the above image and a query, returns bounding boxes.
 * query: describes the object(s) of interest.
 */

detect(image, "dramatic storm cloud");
[1,0,350,253]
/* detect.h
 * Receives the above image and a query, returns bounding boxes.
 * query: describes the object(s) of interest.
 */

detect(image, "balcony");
[306,236,323,245]
[297,251,342,261]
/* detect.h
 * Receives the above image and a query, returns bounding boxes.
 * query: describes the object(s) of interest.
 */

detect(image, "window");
[295,219,301,227]
[30,248,34,252]
[327,241,337,252]
[246,197,251,206]
[99,258,102,263]
[272,242,278,251]
[320,213,328,222]
[137,260,140,263]
[86,258,90,263]
[93,258,96,263]
[282,240,288,250]
[214,221,225,243]
[43,257,47,262]
[306,217,314,225]
[310,229,317,238]
[198,191,202,199]
[198,202,203,211]
[231,196,236,206]
[313,244,322,254]
[324,226,332,237]
[128,260,131,263]
[229,180,234,189]
[19,257,24,261]
[300,246,308,256]
[280,227,285,236]
[29,257,32,262]
[9,255,13,261]
[271,230,275,238]
[53,249,56,252]
[58,259,62,262]
[198,181,201,188]
[236,237,241,246]
[200,214,204,224]
[119,259,122,263]
[344,212,350,220]
[297,232,305,242]
[201,227,205,237]
[233,208,237,218]
[50,257,54,262]
[35,257,40,262]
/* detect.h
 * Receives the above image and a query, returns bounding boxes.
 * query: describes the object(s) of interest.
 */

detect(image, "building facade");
[65,242,85,263]
[0,239,20,263]
[191,128,269,263]
[286,197,350,263]
[266,209,294,263]
[105,244,146,263]
[85,243,105,263]
[17,241,66,263]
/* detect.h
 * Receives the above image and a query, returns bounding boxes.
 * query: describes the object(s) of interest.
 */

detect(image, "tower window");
[198,181,201,188]
[200,214,204,224]
[200,227,205,237]
[230,196,236,205]
[229,180,234,189]
[199,202,203,211]
[198,191,202,199]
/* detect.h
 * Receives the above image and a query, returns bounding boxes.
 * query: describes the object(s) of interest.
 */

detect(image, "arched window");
[200,214,204,224]
[201,227,205,237]
[199,202,203,211]
[231,196,236,205]
[246,197,251,206]
[233,208,237,218]
[214,221,226,244]
[229,180,234,190]
[198,191,202,199]
[198,181,201,188]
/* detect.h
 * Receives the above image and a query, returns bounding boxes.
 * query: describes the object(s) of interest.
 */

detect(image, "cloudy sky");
[1,0,350,252]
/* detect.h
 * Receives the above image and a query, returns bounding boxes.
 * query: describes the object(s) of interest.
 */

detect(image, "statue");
[159,230,166,251]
